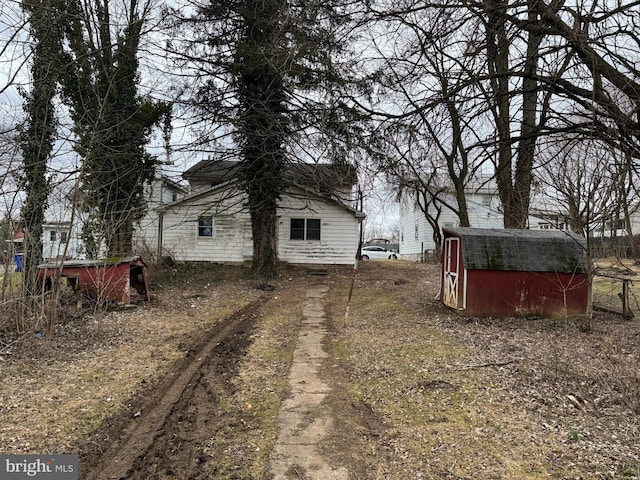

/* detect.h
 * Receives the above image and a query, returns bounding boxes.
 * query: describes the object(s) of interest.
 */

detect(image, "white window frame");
[198,216,214,237]
[290,218,321,241]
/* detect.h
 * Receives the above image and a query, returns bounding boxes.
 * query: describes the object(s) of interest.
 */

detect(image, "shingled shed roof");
[443,227,588,273]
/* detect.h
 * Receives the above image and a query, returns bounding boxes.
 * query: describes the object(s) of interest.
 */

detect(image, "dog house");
[37,256,150,305]
[441,228,588,318]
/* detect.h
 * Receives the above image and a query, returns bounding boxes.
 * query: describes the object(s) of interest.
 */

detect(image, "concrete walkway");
[268,283,349,480]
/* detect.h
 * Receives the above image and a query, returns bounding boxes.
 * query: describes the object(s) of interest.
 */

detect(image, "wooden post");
[621,279,634,320]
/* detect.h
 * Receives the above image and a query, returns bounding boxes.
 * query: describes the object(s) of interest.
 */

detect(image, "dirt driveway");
[1,261,639,479]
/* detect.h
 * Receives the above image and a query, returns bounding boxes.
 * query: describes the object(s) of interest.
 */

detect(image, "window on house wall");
[198,216,214,237]
[290,218,321,240]
[414,220,419,240]
[60,231,68,243]
[50,231,56,242]
[482,196,491,207]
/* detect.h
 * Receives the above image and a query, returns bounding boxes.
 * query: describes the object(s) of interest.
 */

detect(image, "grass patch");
[592,257,640,315]
[327,262,568,479]
[0,264,262,455]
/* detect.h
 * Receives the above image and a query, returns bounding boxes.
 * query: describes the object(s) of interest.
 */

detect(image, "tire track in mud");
[82,298,265,480]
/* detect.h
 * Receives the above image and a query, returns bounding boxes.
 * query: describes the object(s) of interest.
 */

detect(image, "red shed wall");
[38,263,131,303]
[463,269,588,318]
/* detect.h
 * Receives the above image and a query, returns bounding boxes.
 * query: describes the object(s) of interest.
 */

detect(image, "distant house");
[398,177,503,260]
[157,160,364,266]
[39,186,85,261]
[441,227,588,318]
[133,176,188,259]
[528,208,572,232]
[42,220,84,261]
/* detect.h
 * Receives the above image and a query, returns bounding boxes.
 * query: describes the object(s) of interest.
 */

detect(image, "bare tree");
[365,0,640,231]
[364,2,489,231]
[537,137,618,237]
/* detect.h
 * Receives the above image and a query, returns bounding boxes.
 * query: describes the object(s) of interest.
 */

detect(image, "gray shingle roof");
[183,160,357,189]
[444,228,588,273]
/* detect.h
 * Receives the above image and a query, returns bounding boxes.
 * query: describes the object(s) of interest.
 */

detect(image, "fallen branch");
[453,360,517,370]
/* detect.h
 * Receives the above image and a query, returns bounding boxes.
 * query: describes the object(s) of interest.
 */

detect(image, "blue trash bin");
[14,254,23,272]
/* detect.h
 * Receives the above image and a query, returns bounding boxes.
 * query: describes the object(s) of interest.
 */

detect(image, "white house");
[398,177,503,260]
[158,160,364,266]
[133,175,188,259]
[42,220,84,260]
[30,175,189,263]
[41,185,85,261]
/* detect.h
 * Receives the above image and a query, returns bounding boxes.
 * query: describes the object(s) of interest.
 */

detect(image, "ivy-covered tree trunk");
[19,0,63,296]
[235,0,288,278]
[59,0,170,258]
[185,0,358,279]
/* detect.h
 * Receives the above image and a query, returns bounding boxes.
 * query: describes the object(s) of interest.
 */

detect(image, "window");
[49,231,56,242]
[198,216,213,237]
[290,218,321,240]
[60,231,68,243]
[482,196,491,207]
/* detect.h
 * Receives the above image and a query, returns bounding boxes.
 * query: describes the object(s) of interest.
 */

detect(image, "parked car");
[361,245,398,260]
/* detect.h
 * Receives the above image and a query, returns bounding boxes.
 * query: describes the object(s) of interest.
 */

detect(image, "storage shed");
[37,256,150,305]
[441,228,588,318]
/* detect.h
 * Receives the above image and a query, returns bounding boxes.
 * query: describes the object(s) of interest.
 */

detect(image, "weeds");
[568,428,582,442]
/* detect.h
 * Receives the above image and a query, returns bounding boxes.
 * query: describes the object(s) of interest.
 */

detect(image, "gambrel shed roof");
[443,228,588,273]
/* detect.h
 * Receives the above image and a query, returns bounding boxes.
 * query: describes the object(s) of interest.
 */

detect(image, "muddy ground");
[1,261,640,479]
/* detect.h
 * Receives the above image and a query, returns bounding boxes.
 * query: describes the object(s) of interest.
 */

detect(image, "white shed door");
[443,237,462,309]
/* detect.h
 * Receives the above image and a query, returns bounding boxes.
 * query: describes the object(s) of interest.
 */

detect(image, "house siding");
[399,189,502,260]
[277,194,359,265]
[161,186,360,265]
[42,222,84,261]
[162,194,250,263]
[134,178,187,258]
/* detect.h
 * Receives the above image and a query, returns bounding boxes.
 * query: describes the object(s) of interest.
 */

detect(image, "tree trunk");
[487,0,544,229]
[236,0,288,279]
[250,195,279,277]
[20,0,62,297]
[511,0,544,229]
[485,0,516,228]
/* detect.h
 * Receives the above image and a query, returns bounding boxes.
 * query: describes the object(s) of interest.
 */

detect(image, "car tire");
[361,255,369,260]
[389,254,397,259]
